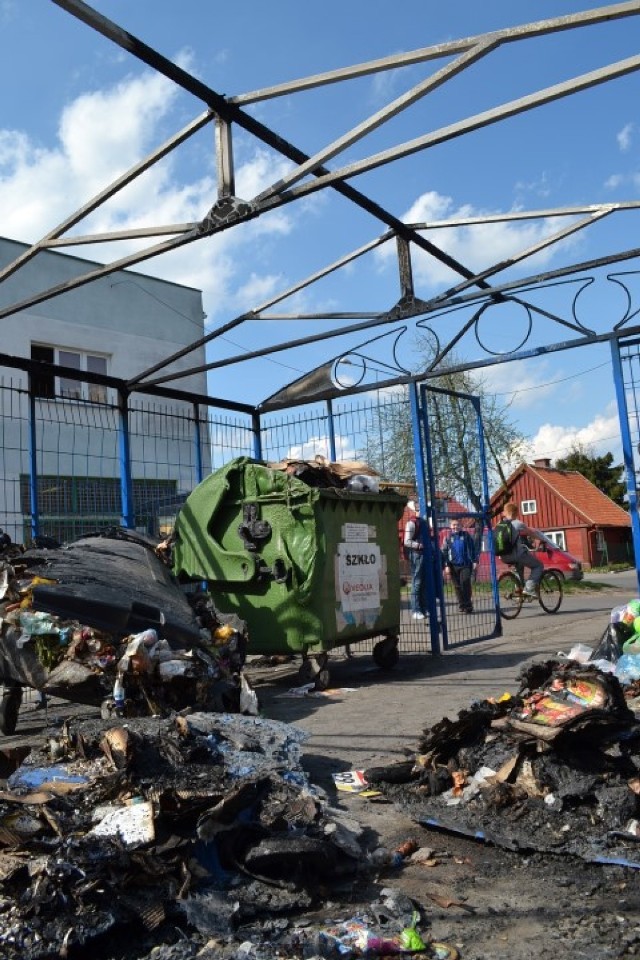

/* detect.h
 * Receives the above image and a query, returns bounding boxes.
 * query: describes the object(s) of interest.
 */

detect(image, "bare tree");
[361,346,527,516]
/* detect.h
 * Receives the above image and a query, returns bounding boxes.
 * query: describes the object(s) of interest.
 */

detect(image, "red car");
[474,531,583,582]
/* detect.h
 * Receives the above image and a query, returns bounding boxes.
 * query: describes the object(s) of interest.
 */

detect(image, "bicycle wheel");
[498,571,523,620]
[538,570,563,614]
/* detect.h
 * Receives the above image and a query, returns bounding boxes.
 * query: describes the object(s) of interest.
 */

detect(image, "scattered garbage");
[0,712,381,959]
[365,656,640,866]
[0,530,253,734]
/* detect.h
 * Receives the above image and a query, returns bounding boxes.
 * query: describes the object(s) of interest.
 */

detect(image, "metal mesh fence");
[0,366,500,658]
[261,390,431,655]
[0,375,256,545]
[0,377,31,545]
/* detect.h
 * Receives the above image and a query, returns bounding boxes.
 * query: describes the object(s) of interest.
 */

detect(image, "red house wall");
[505,472,584,530]
[497,470,633,568]
[565,528,588,562]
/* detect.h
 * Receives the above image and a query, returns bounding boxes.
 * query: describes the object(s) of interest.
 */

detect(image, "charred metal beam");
[51,2,498,289]
[274,54,640,200]
[234,2,640,104]
[259,323,640,413]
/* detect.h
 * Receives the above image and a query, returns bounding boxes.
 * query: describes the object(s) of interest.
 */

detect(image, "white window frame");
[544,530,566,550]
[521,499,537,515]
[32,344,110,403]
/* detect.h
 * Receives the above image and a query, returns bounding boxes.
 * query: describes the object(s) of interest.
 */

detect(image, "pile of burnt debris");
[0,711,383,960]
[0,530,251,733]
[366,658,640,866]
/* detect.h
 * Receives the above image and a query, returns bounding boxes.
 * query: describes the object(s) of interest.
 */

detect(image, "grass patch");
[562,578,618,593]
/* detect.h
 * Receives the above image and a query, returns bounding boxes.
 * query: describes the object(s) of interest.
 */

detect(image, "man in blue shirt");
[442,518,478,614]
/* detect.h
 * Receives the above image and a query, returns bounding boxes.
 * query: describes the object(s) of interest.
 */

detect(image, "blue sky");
[1,1,640,465]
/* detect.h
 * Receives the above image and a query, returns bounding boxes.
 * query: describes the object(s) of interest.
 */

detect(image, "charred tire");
[498,571,523,620]
[373,635,399,671]
[538,570,563,614]
[0,686,22,736]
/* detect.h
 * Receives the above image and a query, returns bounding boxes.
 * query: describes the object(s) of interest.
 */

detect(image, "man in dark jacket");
[441,518,478,614]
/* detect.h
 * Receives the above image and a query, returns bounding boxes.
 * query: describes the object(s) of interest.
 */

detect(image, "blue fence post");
[410,381,442,655]
[611,337,640,593]
[252,411,263,460]
[473,396,502,636]
[118,389,134,529]
[194,402,204,485]
[27,380,39,541]
[326,399,337,461]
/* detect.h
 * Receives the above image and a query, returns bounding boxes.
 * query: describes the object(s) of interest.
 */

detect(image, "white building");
[0,236,211,543]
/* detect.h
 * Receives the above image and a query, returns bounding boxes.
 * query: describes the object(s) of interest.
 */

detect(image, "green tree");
[361,342,527,515]
[555,445,626,506]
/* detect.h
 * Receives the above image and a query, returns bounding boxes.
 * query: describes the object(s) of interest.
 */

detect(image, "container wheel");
[314,668,331,691]
[373,635,399,671]
[298,653,330,688]
[0,686,23,736]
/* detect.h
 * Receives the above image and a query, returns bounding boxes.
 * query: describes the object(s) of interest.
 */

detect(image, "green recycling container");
[172,457,405,663]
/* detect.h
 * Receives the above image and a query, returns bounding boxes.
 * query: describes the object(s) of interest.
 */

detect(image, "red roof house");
[490,458,632,569]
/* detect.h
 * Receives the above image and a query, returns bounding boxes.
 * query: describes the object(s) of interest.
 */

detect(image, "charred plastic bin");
[172,458,405,686]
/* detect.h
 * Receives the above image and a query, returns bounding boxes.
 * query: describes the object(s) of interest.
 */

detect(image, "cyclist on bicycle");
[499,502,545,598]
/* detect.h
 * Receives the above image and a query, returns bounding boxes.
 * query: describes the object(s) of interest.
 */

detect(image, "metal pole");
[252,411,263,460]
[194,402,204,484]
[326,399,337,461]
[610,337,640,593]
[27,379,39,540]
[410,382,442,655]
[118,389,135,529]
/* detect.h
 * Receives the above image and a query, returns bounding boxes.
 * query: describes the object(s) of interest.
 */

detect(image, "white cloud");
[369,62,415,105]
[605,173,625,190]
[285,433,357,462]
[234,272,284,311]
[481,358,558,409]
[374,190,580,290]
[0,67,298,324]
[525,408,621,463]
[617,122,634,152]
[513,172,552,201]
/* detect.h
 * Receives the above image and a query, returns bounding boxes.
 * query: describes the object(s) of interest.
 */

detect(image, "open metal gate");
[413,383,501,652]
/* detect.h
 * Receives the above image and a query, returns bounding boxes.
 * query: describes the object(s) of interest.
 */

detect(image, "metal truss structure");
[2,1,640,410]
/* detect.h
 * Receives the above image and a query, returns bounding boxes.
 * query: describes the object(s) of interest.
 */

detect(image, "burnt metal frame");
[0,1,638,407]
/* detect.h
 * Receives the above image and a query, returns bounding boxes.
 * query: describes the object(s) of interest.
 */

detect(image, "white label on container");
[337,542,381,611]
[343,522,370,542]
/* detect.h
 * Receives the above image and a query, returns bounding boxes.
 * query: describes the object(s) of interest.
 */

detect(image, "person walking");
[403,498,427,619]
[441,518,478,614]
[498,501,545,597]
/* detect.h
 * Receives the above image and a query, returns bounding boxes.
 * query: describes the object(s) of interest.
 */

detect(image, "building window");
[521,499,537,515]
[31,344,55,398]
[545,530,566,550]
[31,344,109,403]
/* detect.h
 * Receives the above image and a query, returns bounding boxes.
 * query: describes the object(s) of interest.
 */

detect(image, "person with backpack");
[441,518,478,614]
[495,502,545,597]
[403,498,427,619]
